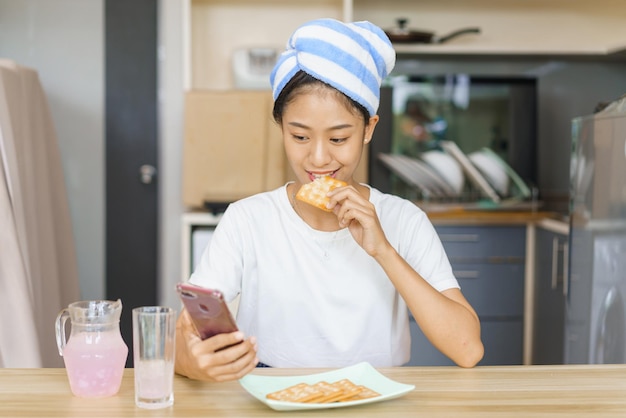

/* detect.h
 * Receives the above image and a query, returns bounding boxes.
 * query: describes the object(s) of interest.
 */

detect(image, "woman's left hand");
[327,185,392,258]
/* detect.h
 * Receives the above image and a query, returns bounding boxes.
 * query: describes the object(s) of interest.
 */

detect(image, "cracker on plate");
[265,379,380,404]
[265,382,325,403]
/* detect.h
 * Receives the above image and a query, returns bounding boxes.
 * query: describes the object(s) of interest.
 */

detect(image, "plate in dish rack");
[238,362,415,411]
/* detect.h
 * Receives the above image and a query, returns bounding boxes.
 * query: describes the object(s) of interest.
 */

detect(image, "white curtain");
[0,59,80,367]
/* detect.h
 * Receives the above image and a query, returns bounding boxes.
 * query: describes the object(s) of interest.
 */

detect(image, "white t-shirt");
[189,184,458,367]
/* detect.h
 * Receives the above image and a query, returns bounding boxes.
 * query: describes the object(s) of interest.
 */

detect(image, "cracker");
[296,176,347,212]
[327,379,364,401]
[340,385,381,401]
[265,382,324,403]
[304,381,344,403]
[265,378,380,404]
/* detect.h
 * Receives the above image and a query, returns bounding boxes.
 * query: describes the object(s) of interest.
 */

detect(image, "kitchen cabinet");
[407,225,526,366]
[532,222,569,364]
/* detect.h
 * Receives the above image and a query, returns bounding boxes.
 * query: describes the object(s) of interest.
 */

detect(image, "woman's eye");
[330,137,348,144]
[292,134,307,141]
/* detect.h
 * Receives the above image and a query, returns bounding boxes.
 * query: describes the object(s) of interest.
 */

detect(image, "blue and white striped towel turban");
[270,18,396,117]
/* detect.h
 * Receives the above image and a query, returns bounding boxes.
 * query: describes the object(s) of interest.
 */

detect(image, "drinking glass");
[132,306,176,409]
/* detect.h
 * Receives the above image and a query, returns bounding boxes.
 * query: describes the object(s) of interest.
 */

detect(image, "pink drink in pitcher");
[62,330,128,397]
[56,300,129,398]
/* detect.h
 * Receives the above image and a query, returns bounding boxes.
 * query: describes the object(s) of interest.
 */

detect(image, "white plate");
[378,153,437,196]
[479,147,531,199]
[404,157,459,198]
[468,150,510,196]
[439,141,501,203]
[420,150,465,196]
[238,362,415,411]
[378,153,454,198]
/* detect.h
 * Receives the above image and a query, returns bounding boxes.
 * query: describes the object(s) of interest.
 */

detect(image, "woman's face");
[281,86,378,187]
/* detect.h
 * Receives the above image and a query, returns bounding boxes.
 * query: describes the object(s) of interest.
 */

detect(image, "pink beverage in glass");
[135,359,174,401]
[133,306,176,409]
[62,329,128,398]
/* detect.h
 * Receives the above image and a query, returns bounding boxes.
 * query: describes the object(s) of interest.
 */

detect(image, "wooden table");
[2,365,626,417]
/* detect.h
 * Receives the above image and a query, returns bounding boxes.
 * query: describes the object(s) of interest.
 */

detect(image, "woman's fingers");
[175,308,258,381]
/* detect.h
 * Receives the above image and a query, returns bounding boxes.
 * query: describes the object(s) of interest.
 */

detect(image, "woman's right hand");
[174,308,259,382]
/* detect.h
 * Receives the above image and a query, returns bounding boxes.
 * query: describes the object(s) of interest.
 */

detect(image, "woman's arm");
[329,186,484,367]
[373,247,484,368]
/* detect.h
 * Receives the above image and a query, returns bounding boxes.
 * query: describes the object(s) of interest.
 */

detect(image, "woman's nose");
[309,139,332,166]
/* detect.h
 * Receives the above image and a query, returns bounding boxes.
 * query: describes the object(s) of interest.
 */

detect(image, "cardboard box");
[183,90,287,208]
[182,89,369,209]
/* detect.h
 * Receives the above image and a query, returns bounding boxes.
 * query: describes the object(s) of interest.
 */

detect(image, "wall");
[158,0,185,310]
[536,61,626,209]
[0,0,186,309]
[0,0,105,300]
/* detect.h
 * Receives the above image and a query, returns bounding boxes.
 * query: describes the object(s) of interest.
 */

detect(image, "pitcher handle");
[55,309,70,356]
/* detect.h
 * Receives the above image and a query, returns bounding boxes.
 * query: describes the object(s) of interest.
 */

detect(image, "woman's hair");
[272,70,370,126]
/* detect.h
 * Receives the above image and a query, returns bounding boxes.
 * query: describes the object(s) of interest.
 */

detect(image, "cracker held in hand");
[296,176,348,212]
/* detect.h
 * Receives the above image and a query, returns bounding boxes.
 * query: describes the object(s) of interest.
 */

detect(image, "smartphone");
[176,282,239,340]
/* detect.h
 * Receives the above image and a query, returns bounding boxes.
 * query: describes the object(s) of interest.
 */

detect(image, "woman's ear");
[364,115,380,144]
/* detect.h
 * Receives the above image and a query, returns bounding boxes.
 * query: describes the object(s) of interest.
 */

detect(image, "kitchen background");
[1,0,626,366]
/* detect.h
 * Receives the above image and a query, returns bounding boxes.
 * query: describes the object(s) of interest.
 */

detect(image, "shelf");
[354,0,626,58]
[184,0,626,90]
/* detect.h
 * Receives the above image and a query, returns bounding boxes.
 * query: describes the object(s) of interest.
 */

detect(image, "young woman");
[175,18,483,382]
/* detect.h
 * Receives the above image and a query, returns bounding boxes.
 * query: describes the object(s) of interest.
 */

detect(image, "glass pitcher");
[55,299,129,398]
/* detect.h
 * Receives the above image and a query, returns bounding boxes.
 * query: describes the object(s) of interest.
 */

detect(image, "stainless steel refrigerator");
[565,96,626,364]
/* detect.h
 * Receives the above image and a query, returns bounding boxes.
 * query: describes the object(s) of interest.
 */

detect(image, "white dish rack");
[378,140,532,205]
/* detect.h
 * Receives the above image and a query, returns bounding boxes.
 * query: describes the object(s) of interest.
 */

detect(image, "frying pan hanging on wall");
[385,18,480,44]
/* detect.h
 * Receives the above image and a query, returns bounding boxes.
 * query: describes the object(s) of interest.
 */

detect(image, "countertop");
[184,208,567,227]
[427,209,560,226]
[2,365,626,417]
